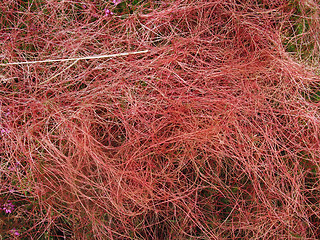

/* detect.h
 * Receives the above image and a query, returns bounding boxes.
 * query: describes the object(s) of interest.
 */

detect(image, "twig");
[0,50,149,66]
[39,59,79,85]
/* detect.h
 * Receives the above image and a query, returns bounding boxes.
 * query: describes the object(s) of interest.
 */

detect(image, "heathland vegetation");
[1,0,320,239]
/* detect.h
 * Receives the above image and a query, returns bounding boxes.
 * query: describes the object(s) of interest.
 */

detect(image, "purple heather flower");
[1,127,10,135]
[5,110,10,117]
[10,229,20,236]
[8,161,20,171]
[113,0,122,6]
[105,8,113,17]
[2,201,15,214]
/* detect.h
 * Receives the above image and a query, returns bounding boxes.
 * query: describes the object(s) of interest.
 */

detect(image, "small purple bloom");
[2,201,15,214]
[8,161,20,171]
[105,8,113,17]
[1,128,9,135]
[10,229,20,236]
[113,0,122,6]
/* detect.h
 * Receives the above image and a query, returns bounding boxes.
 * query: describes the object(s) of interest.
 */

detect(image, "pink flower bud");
[113,0,122,6]
[105,9,114,17]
